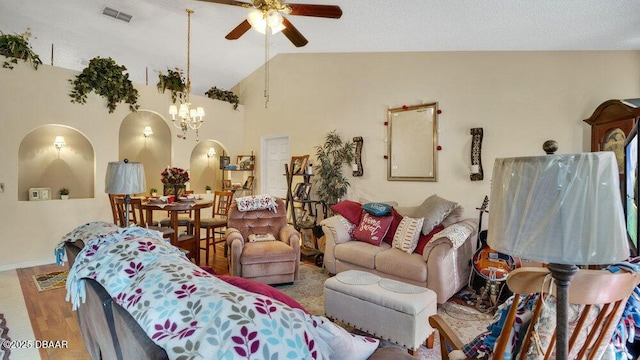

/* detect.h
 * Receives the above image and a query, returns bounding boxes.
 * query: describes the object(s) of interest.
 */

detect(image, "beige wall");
[235,51,640,220]
[0,62,244,271]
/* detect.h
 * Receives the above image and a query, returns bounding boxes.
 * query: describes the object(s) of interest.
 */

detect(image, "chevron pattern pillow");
[392,216,425,254]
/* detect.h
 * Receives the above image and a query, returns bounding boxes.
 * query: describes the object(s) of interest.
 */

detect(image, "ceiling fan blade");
[287,4,342,19]
[225,19,252,40]
[197,0,251,7]
[281,17,308,47]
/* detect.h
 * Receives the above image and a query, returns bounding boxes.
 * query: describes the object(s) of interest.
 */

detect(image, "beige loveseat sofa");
[321,196,478,304]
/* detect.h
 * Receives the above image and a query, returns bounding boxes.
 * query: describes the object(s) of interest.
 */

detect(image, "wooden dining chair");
[429,267,640,360]
[108,194,124,225]
[194,190,234,263]
[113,197,175,240]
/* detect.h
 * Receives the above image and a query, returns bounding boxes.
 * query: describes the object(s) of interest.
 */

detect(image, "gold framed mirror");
[387,102,438,181]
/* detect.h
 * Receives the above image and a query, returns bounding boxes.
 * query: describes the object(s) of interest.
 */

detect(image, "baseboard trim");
[0,258,57,272]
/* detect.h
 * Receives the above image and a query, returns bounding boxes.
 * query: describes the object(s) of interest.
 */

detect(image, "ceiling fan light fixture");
[247,9,285,35]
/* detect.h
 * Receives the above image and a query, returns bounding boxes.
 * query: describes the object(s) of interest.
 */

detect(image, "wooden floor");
[17,242,231,360]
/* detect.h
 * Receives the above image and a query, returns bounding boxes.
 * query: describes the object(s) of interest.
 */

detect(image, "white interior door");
[261,135,290,198]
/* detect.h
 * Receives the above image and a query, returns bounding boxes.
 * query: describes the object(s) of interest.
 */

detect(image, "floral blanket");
[236,194,278,212]
[59,222,378,360]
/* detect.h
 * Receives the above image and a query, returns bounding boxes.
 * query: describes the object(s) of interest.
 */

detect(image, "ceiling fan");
[197,0,342,47]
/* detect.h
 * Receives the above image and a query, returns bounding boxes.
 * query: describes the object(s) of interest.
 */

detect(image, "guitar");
[472,196,520,282]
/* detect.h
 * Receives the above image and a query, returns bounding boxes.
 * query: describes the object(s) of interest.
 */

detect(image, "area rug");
[0,313,11,360]
[277,264,493,360]
[32,270,69,292]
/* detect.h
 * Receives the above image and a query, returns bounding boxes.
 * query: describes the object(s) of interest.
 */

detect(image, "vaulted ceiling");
[1,0,639,95]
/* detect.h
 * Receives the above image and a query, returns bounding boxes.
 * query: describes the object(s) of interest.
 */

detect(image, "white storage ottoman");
[324,270,437,356]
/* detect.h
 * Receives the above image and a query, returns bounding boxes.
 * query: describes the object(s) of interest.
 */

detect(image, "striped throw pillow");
[392,216,425,254]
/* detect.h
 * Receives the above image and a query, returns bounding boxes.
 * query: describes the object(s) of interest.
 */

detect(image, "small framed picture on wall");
[220,156,231,169]
[29,188,40,201]
[40,188,51,200]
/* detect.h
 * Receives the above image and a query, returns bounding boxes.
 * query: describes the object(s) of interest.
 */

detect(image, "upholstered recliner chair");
[225,197,300,284]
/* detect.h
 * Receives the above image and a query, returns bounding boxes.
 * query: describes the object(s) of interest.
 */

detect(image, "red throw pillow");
[414,224,445,255]
[383,208,404,245]
[353,212,393,246]
[330,200,363,225]
[217,275,308,313]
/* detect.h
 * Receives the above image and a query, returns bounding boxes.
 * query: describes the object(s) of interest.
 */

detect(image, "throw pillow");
[216,275,308,313]
[353,212,393,246]
[330,200,363,225]
[392,216,425,254]
[383,208,404,245]
[441,205,465,227]
[314,317,379,360]
[413,194,458,235]
[362,202,392,217]
[248,233,276,242]
[413,224,445,255]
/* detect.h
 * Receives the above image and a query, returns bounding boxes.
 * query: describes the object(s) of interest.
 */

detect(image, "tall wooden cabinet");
[583,99,640,172]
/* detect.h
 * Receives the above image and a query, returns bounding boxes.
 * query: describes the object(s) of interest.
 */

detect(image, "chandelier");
[169,9,204,141]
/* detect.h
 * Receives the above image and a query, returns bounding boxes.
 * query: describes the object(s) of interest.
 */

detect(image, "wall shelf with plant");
[205,86,239,110]
[68,57,139,113]
[157,67,186,104]
[0,29,42,70]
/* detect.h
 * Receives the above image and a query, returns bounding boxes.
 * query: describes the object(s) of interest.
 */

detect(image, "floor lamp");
[487,152,629,360]
[105,159,146,227]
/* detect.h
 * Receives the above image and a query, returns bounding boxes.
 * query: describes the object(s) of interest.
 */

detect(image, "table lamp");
[487,152,629,360]
[105,159,146,227]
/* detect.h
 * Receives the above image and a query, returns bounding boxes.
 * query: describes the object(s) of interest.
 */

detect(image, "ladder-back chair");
[194,191,234,263]
[429,267,640,359]
[113,197,175,240]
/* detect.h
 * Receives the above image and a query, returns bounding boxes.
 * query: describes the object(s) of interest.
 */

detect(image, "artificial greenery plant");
[314,130,355,206]
[0,29,42,70]
[68,57,139,113]
[59,188,70,196]
[157,67,186,104]
[205,86,240,109]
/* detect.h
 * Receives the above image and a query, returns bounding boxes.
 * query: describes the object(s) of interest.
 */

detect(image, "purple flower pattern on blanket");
[62,222,372,359]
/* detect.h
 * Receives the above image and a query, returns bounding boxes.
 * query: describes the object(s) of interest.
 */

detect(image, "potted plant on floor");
[205,185,212,194]
[314,130,354,206]
[59,188,70,200]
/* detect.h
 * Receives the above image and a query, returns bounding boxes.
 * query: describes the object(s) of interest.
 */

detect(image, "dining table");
[142,198,213,265]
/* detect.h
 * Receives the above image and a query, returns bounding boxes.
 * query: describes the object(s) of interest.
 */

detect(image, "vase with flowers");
[161,167,189,197]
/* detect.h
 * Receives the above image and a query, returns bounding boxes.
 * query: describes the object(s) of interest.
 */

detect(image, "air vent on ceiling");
[102,6,132,23]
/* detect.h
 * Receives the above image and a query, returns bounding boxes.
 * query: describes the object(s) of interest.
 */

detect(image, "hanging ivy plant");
[68,57,139,113]
[0,29,42,70]
[157,67,186,104]
[205,86,240,110]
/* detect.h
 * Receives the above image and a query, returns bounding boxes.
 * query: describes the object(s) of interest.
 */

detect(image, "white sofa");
[321,196,478,304]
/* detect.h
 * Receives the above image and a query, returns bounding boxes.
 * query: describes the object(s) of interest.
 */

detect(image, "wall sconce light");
[470,128,483,181]
[143,126,153,138]
[352,136,364,177]
[206,147,216,158]
[54,136,66,152]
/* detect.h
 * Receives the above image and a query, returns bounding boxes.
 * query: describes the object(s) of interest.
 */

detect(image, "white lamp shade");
[105,161,146,195]
[487,152,629,265]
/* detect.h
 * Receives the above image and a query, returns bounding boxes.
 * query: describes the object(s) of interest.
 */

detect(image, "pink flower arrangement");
[161,167,189,185]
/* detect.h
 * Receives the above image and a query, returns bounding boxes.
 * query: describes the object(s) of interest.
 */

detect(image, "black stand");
[546,263,578,360]
[124,194,131,227]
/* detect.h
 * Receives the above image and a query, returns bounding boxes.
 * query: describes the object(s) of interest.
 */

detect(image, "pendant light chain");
[186,9,193,103]
[264,24,270,108]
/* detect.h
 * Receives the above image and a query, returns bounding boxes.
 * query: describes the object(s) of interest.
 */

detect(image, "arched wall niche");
[190,140,228,192]
[18,125,94,201]
[119,110,171,195]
